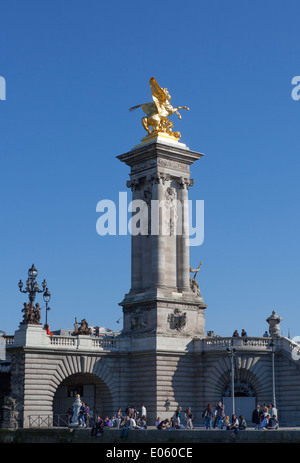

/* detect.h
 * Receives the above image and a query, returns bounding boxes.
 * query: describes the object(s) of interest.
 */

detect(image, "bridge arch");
[50,355,118,418]
[53,372,113,418]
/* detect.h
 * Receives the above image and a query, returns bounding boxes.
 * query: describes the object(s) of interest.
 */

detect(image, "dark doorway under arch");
[222,380,256,422]
[53,373,113,420]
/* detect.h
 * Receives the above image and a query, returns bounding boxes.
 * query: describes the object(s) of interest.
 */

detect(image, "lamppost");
[266,310,282,410]
[18,264,48,325]
[269,339,276,409]
[43,287,51,327]
[227,346,236,416]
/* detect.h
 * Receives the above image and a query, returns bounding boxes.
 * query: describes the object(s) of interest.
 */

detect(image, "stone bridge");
[3,324,300,428]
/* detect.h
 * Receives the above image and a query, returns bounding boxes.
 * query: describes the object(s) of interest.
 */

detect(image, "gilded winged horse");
[129,77,189,138]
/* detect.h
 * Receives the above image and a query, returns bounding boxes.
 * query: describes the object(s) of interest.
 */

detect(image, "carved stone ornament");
[190,278,202,298]
[1,396,20,430]
[130,308,148,330]
[126,178,141,191]
[167,308,187,331]
[165,187,178,235]
[266,310,282,336]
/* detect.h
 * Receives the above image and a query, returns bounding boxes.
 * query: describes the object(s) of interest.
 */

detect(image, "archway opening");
[53,373,113,422]
[222,380,256,422]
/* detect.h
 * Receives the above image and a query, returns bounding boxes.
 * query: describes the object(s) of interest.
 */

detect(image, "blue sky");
[0,0,299,338]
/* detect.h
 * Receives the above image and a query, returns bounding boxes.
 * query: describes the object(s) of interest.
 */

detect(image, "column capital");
[126,178,141,191]
[177,177,194,190]
[148,172,170,185]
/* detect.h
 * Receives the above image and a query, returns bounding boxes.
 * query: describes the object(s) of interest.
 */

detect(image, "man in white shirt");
[141,403,147,418]
[270,404,278,419]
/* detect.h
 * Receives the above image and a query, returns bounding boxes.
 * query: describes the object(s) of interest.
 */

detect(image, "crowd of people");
[66,403,148,437]
[155,407,195,430]
[251,403,279,430]
[201,401,279,434]
[67,399,279,436]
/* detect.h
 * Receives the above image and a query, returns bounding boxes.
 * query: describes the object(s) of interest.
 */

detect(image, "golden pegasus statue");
[129,77,189,140]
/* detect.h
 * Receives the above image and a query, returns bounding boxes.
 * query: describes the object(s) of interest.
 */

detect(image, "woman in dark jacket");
[202,403,214,429]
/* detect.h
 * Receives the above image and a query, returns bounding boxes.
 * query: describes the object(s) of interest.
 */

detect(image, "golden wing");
[150,77,167,104]
[129,102,156,116]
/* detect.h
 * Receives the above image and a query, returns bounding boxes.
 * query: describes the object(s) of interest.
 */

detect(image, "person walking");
[215,401,225,429]
[185,408,194,429]
[115,408,123,428]
[252,404,262,430]
[202,404,214,429]
[173,406,182,428]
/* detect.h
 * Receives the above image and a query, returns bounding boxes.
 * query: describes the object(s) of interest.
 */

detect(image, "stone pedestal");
[13,324,50,347]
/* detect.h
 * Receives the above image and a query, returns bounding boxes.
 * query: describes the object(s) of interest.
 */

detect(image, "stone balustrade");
[4,329,299,359]
[194,336,273,352]
[4,327,118,352]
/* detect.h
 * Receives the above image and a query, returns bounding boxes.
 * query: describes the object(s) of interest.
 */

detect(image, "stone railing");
[48,335,118,350]
[276,335,300,362]
[4,335,14,347]
[49,336,77,347]
[92,338,117,349]
[4,330,118,352]
[195,336,272,352]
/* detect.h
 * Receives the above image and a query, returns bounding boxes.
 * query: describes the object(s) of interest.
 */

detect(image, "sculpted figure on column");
[129,77,189,140]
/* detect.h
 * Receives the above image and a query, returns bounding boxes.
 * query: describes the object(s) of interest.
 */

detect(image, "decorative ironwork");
[18,265,49,325]
[27,414,96,428]
[223,380,256,398]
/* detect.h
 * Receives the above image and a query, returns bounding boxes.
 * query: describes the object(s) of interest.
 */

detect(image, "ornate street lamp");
[43,287,51,327]
[18,264,48,325]
[18,264,47,305]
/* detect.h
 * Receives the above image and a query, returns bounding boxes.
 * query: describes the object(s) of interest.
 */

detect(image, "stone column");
[150,173,166,289]
[126,179,142,293]
[177,177,192,292]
